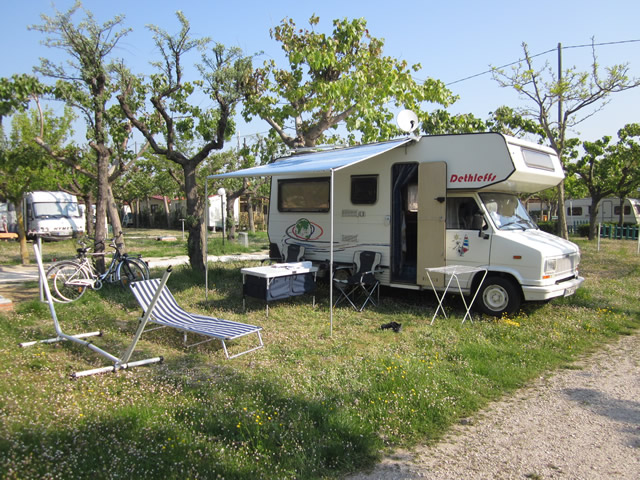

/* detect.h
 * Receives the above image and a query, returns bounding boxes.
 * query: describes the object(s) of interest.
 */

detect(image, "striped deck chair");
[130,274,263,359]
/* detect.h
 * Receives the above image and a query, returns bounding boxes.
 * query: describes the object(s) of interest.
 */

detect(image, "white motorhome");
[23,191,85,240]
[214,133,584,316]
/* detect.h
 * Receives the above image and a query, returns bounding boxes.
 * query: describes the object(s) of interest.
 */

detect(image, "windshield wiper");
[500,220,527,230]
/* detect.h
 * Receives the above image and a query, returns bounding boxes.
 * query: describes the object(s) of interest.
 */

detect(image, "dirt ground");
[348,332,640,479]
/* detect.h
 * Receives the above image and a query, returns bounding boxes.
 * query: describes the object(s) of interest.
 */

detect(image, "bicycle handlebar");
[77,232,126,254]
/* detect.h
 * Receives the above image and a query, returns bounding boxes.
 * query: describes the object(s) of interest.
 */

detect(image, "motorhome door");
[416,162,447,287]
[390,162,446,285]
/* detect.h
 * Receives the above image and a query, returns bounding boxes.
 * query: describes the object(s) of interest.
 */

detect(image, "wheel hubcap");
[484,285,508,311]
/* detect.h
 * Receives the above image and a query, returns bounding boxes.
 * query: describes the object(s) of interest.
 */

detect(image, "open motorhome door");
[417,161,447,287]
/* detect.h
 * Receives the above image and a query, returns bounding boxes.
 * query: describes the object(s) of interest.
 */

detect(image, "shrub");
[536,221,557,234]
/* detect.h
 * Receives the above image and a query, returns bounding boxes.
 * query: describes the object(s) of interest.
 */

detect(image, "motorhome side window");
[350,175,378,205]
[568,206,583,216]
[447,197,481,229]
[278,178,330,212]
[614,205,631,215]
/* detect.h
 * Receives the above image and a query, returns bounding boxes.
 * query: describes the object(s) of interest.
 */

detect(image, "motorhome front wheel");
[478,276,521,317]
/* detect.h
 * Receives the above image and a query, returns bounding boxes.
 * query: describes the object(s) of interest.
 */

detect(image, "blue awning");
[209,138,412,178]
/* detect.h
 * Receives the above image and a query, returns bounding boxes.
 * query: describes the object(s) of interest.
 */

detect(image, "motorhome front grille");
[557,253,579,274]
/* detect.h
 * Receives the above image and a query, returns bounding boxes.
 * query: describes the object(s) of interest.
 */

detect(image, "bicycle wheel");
[49,261,90,303]
[129,257,150,280]
[116,258,148,288]
[45,262,70,303]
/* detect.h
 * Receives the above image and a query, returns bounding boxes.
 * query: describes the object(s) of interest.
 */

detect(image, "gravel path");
[348,333,640,479]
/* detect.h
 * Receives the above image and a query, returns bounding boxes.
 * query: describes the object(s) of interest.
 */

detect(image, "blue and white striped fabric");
[130,278,263,358]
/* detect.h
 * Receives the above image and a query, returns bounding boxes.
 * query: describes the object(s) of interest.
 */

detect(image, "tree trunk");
[183,162,206,272]
[81,193,94,239]
[618,197,625,226]
[163,195,171,228]
[227,201,236,239]
[16,208,29,265]
[146,197,153,228]
[94,152,110,273]
[106,185,124,248]
[588,197,602,241]
[247,195,255,233]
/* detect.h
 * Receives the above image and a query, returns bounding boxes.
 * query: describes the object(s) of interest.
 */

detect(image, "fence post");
[598,223,601,252]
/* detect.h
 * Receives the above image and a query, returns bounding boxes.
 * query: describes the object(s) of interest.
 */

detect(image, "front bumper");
[522,276,585,302]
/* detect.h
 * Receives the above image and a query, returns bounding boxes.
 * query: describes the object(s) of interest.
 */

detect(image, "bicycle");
[46,233,150,303]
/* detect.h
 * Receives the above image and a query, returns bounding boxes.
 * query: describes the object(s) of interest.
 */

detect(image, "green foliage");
[0,106,76,204]
[244,15,455,147]
[421,109,487,135]
[0,74,49,119]
[536,220,557,234]
[577,223,591,237]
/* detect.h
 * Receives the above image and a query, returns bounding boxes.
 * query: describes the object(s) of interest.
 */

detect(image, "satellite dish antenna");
[396,109,419,133]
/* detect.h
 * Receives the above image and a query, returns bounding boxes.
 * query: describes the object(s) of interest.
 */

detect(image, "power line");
[443,39,640,87]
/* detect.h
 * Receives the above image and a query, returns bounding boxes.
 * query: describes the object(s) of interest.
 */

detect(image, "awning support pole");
[330,169,334,337]
[205,180,209,302]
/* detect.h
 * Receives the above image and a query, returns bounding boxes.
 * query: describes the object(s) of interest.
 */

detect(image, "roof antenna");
[396,109,420,142]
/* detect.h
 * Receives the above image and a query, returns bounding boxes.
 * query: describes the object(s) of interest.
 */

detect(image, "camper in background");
[569,198,638,227]
[23,191,85,240]
[527,197,640,228]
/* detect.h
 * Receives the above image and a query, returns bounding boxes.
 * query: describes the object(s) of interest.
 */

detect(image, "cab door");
[445,194,491,269]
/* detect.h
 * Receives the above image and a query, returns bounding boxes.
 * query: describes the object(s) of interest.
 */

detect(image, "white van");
[214,133,584,316]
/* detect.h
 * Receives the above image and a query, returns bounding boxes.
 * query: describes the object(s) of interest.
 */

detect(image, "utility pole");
[558,43,563,130]
[556,42,570,239]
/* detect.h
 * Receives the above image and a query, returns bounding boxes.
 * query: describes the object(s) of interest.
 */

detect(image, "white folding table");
[425,265,488,324]
[241,262,318,317]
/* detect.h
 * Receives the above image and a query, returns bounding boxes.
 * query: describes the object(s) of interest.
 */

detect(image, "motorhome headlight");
[544,258,557,275]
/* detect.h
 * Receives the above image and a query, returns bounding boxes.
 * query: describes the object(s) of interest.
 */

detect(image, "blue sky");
[1,0,639,143]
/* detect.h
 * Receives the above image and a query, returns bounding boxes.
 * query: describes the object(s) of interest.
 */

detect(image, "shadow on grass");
[3,365,382,479]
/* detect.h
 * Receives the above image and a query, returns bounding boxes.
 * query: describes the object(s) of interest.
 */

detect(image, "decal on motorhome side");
[453,233,470,256]
[286,218,324,241]
[283,218,388,255]
[450,173,497,183]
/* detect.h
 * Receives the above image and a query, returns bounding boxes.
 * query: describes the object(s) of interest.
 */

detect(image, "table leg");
[461,270,487,324]
[428,272,456,325]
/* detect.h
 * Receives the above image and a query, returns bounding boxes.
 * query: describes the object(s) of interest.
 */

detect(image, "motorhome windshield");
[480,193,537,231]
[33,202,81,218]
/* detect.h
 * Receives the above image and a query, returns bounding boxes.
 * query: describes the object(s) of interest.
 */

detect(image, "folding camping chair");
[333,250,383,311]
[20,242,163,378]
[281,244,305,263]
[129,270,264,359]
[263,243,305,265]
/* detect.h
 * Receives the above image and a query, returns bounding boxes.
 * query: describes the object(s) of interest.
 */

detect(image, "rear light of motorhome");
[513,255,522,260]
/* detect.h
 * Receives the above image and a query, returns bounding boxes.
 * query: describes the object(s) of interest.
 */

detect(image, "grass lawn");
[0,228,270,265]
[0,237,638,479]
